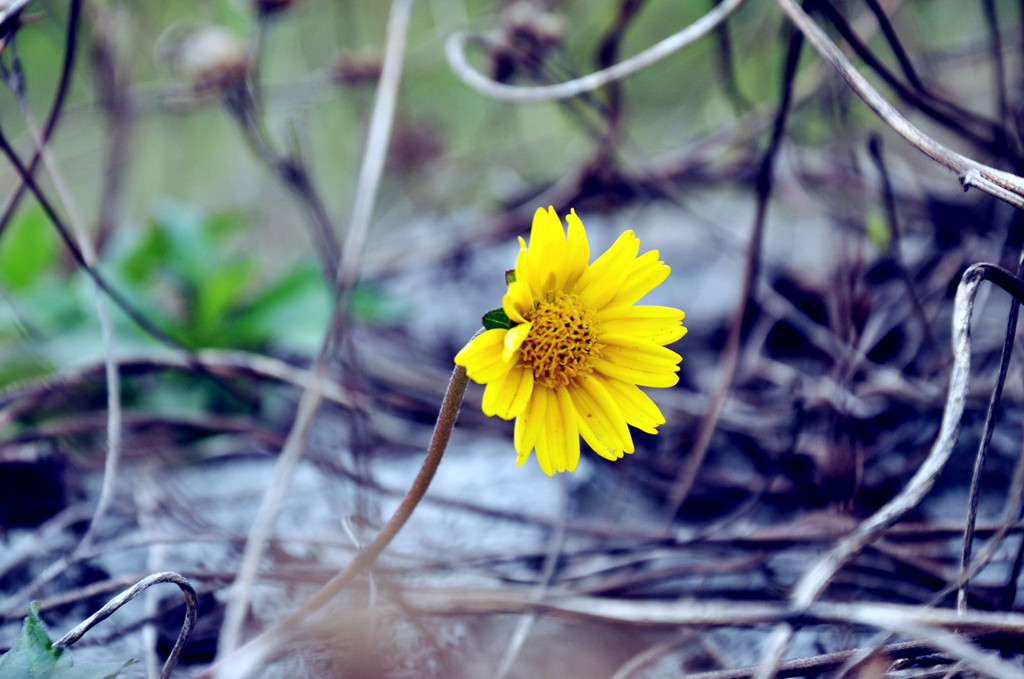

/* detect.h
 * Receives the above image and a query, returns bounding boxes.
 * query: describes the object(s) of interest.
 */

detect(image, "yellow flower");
[455,206,687,475]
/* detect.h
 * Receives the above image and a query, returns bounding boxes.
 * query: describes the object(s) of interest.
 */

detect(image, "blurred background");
[3,1,1024,678]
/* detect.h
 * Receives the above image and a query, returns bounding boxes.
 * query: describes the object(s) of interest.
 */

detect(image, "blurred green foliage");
[111,202,337,351]
[0,604,130,679]
[0,201,399,388]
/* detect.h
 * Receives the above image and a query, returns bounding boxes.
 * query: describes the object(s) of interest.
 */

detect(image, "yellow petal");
[454,329,514,383]
[598,305,687,345]
[598,348,680,381]
[454,328,502,366]
[568,376,633,459]
[465,353,517,384]
[600,378,666,434]
[605,251,670,308]
[532,399,556,476]
[524,207,566,296]
[598,304,684,324]
[554,385,581,472]
[600,334,683,366]
[515,386,548,469]
[562,209,590,291]
[482,364,534,419]
[592,356,679,388]
[508,237,534,313]
[576,416,622,460]
[573,230,640,308]
[503,321,532,361]
[533,384,578,474]
[503,278,534,324]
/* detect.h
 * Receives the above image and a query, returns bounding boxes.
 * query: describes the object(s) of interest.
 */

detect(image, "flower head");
[455,207,687,475]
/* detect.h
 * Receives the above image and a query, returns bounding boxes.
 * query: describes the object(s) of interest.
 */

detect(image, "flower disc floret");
[520,292,599,388]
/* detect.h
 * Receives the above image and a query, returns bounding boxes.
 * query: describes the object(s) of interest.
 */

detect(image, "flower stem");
[191,359,470,679]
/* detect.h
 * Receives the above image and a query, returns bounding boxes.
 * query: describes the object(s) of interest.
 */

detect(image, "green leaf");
[0,604,131,679]
[230,263,332,352]
[348,282,403,325]
[118,224,171,285]
[0,205,58,291]
[195,260,256,335]
[155,203,215,287]
[41,661,133,679]
[0,603,62,678]
[866,211,892,249]
[204,209,249,241]
[482,308,513,330]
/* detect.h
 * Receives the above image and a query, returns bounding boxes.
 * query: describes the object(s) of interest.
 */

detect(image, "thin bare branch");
[55,572,197,679]
[444,0,748,102]
[214,0,418,659]
[772,0,1024,208]
[337,0,416,293]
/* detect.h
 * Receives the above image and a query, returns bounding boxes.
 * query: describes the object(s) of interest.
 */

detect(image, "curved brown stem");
[191,357,471,679]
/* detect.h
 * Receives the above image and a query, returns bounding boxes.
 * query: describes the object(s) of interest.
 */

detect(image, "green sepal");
[482,308,514,330]
[505,269,516,284]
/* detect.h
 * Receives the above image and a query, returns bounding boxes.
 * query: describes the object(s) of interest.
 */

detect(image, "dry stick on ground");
[980,0,1009,139]
[811,0,1005,157]
[363,4,898,280]
[0,0,78,238]
[15,77,123,556]
[0,411,284,450]
[995,426,1024,608]
[958,248,1024,613]
[396,590,1024,678]
[222,15,342,285]
[0,350,356,431]
[662,17,802,521]
[335,0,412,297]
[867,134,941,362]
[211,361,332,660]
[711,0,752,114]
[678,638,961,679]
[493,476,570,679]
[0,2,130,615]
[54,572,198,679]
[751,264,1024,679]
[830,431,1024,678]
[214,0,417,661]
[87,1,134,251]
[194,357,470,679]
[228,100,341,284]
[771,0,1024,208]
[610,631,700,679]
[330,0,419,518]
[136,474,171,679]
[593,0,652,147]
[999,424,1024,607]
[750,0,1024,672]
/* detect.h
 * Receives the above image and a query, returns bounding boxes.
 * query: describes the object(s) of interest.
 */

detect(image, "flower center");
[520,292,599,388]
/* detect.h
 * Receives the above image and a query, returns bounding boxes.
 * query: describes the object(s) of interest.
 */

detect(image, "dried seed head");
[162,25,248,91]
[501,1,567,49]
[331,51,383,85]
[250,0,299,15]
[488,1,567,82]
